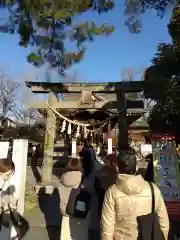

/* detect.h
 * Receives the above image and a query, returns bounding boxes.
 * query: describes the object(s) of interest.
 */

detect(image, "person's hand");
[3,196,18,211]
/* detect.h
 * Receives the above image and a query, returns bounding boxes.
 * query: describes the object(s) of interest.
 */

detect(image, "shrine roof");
[129,116,149,128]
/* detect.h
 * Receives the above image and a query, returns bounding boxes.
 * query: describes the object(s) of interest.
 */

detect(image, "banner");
[152,135,180,220]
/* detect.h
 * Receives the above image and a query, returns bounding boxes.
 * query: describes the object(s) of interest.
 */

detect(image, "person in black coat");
[79,139,95,178]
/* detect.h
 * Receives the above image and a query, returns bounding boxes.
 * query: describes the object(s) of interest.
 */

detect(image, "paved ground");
[24,190,62,240]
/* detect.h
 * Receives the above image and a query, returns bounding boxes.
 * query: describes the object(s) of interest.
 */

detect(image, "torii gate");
[26,81,145,184]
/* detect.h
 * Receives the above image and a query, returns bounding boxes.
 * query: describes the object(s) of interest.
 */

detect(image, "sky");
[0,1,173,83]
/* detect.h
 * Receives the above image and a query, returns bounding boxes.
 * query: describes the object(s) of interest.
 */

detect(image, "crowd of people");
[0,139,170,240]
[58,139,169,240]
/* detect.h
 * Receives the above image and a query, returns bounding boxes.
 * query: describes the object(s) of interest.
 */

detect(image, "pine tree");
[0,0,175,72]
[0,0,114,73]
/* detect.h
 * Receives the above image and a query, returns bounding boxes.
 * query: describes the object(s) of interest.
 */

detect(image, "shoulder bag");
[66,178,92,219]
[137,182,165,240]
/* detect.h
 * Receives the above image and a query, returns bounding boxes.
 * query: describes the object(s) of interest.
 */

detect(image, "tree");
[0,0,114,74]
[16,88,43,126]
[143,0,180,133]
[121,67,137,82]
[144,43,180,100]
[0,0,175,73]
[0,71,20,126]
[168,0,180,47]
[0,69,42,127]
[144,42,180,133]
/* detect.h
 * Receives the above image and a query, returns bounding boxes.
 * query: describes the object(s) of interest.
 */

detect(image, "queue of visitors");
[58,139,169,240]
[0,139,170,239]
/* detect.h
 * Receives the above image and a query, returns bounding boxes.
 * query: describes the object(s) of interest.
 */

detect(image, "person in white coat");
[59,157,90,240]
[0,158,17,239]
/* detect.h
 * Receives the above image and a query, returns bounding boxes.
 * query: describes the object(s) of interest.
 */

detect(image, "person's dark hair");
[106,154,118,173]
[117,148,137,175]
[77,139,84,146]
[83,139,89,148]
[144,154,154,182]
[67,158,82,172]
[0,158,15,174]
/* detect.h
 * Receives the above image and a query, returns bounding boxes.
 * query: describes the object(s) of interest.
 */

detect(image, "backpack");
[66,180,92,219]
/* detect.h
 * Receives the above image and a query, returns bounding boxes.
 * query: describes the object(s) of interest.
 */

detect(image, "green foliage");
[144,43,180,100]
[148,97,180,134]
[145,43,180,132]
[0,0,115,74]
[124,0,174,33]
[0,0,175,73]
[168,0,180,46]
[27,53,44,66]
[145,1,180,130]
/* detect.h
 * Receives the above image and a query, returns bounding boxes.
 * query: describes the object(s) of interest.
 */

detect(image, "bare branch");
[121,67,137,82]
[0,71,20,122]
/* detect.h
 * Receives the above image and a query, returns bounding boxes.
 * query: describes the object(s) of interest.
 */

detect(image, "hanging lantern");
[84,127,87,138]
[76,125,80,138]
[67,122,71,135]
[61,120,66,132]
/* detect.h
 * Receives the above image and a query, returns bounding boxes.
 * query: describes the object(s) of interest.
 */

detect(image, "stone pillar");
[116,90,129,150]
[42,91,57,184]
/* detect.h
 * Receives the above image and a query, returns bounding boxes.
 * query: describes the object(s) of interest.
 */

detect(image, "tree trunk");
[42,91,57,184]
[2,108,7,136]
[116,90,129,150]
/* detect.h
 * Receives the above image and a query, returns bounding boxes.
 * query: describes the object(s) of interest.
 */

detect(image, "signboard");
[0,142,9,158]
[152,136,180,220]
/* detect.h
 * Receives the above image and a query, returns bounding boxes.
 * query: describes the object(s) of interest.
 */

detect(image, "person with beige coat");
[101,149,169,240]
[59,158,90,240]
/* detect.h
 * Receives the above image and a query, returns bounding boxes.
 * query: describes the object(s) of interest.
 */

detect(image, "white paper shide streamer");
[61,120,66,132]
[76,125,80,138]
[67,123,71,135]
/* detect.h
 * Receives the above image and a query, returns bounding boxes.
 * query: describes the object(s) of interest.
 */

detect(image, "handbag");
[66,178,92,219]
[0,206,3,231]
[8,204,29,239]
[137,182,165,240]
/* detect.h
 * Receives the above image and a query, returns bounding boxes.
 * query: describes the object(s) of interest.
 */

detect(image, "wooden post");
[116,90,129,150]
[108,121,111,134]
[99,124,102,143]
[42,91,57,184]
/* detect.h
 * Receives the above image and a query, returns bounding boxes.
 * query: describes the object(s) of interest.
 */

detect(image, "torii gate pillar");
[116,90,129,150]
[42,91,57,184]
